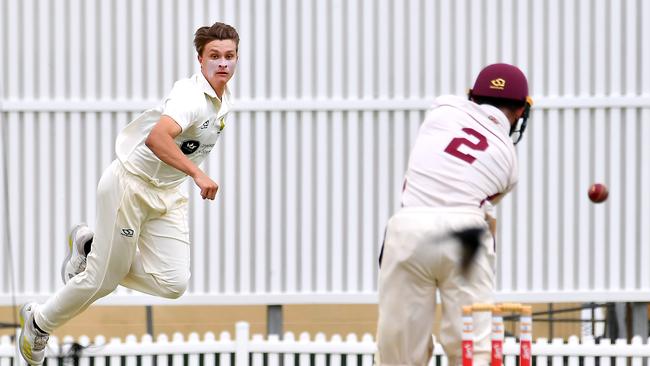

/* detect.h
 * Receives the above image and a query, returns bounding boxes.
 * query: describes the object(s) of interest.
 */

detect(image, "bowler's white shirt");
[116,72,233,188]
[401,95,518,209]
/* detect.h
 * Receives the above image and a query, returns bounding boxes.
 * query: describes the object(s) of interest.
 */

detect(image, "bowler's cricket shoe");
[18,302,49,365]
[61,223,94,284]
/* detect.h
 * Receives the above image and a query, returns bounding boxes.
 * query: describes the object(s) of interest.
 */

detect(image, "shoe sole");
[18,305,28,361]
[61,224,84,285]
[18,303,40,365]
[19,303,27,328]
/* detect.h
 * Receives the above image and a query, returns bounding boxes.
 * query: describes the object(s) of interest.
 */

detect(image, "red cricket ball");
[588,183,609,203]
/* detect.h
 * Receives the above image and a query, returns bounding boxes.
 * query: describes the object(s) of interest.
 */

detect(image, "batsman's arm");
[145,115,218,200]
[485,213,497,239]
[481,197,498,239]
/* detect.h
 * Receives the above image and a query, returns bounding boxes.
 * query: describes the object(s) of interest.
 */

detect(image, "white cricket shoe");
[18,302,49,365]
[61,223,94,284]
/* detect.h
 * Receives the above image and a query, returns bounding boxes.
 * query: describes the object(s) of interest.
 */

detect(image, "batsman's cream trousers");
[376,207,495,366]
[36,160,191,333]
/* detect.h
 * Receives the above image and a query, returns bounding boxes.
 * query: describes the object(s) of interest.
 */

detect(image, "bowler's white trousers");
[36,160,191,333]
[376,207,495,366]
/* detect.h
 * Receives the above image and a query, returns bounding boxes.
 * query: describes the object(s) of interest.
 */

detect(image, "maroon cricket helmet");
[468,63,534,144]
[469,63,531,104]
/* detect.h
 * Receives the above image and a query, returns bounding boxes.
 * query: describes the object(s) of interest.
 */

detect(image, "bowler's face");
[199,39,238,92]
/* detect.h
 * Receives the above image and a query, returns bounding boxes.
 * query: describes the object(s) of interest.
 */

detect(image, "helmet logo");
[489,78,506,90]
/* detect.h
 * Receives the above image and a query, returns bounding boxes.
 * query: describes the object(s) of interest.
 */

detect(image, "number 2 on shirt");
[444,128,488,164]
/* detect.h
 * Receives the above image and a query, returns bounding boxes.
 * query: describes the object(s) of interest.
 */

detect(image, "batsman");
[376,63,533,365]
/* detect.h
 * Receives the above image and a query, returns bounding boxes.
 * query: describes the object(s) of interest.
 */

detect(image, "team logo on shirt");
[199,117,225,132]
[180,140,201,154]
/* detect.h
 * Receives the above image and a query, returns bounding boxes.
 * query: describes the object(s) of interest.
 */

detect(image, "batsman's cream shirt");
[116,73,233,188]
[401,95,518,209]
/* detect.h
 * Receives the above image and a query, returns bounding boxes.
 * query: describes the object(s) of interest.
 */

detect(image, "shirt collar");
[477,103,512,135]
[196,72,232,101]
[195,72,233,113]
[196,72,217,99]
[432,95,512,136]
[217,86,233,118]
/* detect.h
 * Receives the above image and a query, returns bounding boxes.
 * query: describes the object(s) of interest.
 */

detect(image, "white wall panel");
[1,0,650,304]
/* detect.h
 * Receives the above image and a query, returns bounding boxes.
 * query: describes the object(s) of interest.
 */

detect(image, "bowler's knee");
[160,280,187,299]
[156,272,190,299]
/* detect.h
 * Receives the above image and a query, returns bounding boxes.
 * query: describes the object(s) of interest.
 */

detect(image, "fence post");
[267,305,283,339]
[630,336,644,366]
[1,334,13,366]
[615,339,628,366]
[235,322,250,366]
[631,303,648,344]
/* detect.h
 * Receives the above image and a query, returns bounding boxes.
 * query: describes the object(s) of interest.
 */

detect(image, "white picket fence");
[2,322,650,366]
[2,0,650,306]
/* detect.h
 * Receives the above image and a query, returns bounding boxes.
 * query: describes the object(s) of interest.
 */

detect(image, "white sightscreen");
[1,0,649,304]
